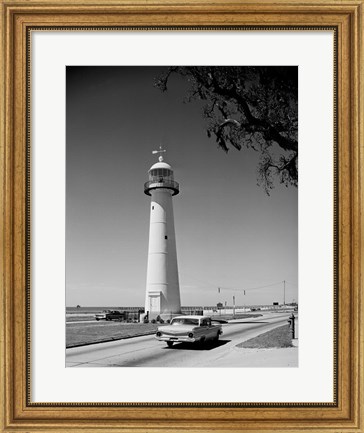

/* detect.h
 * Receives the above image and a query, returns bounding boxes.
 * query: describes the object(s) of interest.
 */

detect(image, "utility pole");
[283,280,286,305]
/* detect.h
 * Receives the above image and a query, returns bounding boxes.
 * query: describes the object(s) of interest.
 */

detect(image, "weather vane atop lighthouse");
[152,145,166,162]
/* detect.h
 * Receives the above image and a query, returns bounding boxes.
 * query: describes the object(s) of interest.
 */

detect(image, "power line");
[219,281,284,292]
[181,272,296,296]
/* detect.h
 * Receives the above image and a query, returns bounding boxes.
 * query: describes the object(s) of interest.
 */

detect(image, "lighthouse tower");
[144,147,181,318]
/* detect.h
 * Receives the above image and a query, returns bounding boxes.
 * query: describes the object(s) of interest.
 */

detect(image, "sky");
[66,66,298,308]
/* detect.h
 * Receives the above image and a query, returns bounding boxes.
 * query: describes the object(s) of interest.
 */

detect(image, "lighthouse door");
[148,292,161,315]
[150,296,160,312]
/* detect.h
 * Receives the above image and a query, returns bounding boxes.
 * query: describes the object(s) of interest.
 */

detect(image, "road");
[66,312,297,368]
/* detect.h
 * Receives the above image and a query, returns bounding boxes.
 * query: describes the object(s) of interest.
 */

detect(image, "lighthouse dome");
[149,161,172,171]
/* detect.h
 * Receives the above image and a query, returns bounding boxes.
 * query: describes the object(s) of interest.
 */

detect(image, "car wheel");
[214,332,220,341]
[96,318,99,321]
[166,341,174,348]
[199,337,206,346]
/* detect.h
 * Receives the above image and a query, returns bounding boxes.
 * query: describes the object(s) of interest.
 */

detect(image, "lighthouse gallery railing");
[144,179,179,196]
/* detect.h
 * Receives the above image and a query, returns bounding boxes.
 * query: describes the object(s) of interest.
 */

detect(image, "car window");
[185,319,199,325]
[171,318,199,326]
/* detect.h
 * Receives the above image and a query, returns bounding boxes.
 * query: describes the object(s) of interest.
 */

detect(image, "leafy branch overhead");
[155,66,298,194]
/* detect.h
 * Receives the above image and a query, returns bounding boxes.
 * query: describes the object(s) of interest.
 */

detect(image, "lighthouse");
[144,147,181,318]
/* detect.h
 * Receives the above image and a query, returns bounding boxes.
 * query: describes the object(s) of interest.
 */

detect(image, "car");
[95,310,110,321]
[95,310,124,321]
[155,315,223,347]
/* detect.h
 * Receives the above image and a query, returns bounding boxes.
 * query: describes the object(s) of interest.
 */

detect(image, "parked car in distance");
[155,315,223,347]
[95,310,110,321]
[95,310,124,321]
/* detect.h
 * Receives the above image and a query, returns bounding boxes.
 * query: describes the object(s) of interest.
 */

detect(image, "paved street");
[66,312,297,368]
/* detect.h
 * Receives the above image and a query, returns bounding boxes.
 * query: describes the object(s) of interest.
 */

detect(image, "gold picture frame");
[1,1,363,432]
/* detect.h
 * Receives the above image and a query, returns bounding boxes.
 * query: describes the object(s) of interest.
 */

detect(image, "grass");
[66,314,95,322]
[236,325,293,349]
[66,322,160,348]
[212,313,262,321]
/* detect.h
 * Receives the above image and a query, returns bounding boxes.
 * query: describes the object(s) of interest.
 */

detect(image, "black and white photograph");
[65,66,298,368]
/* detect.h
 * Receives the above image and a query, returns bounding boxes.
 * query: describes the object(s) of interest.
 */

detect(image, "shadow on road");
[163,339,231,351]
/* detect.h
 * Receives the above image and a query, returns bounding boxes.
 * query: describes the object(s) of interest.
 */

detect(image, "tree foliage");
[155,66,298,194]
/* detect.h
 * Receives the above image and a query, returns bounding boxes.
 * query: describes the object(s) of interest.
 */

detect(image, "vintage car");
[95,310,110,321]
[95,310,123,321]
[155,315,223,347]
